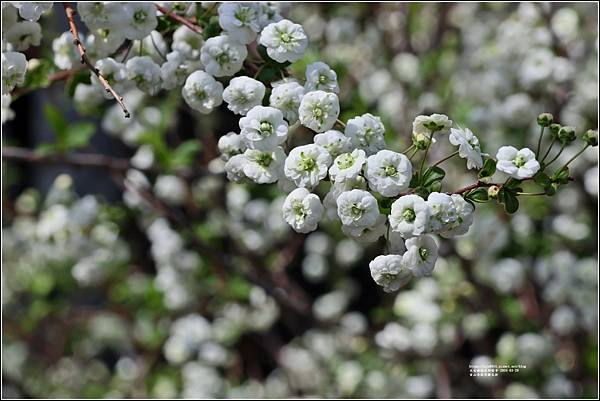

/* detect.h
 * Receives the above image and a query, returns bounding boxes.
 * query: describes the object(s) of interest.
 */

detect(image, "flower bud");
[549,123,561,140]
[537,113,553,127]
[412,132,431,150]
[488,185,500,199]
[558,126,576,144]
[582,129,598,147]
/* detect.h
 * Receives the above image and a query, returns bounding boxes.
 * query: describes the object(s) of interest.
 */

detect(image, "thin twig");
[154,3,203,34]
[63,3,130,118]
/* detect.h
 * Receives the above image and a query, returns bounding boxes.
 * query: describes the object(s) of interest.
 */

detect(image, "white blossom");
[91,57,129,99]
[298,90,340,133]
[182,70,223,114]
[365,150,412,197]
[218,2,261,45]
[342,213,387,242]
[370,254,412,292]
[336,189,380,230]
[126,56,162,95]
[12,2,52,21]
[282,188,324,233]
[284,144,332,189]
[224,154,247,183]
[323,176,367,220]
[389,195,430,238]
[403,235,439,277]
[313,130,352,158]
[160,51,190,90]
[3,21,42,51]
[426,192,458,233]
[329,149,367,183]
[239,106,288,150]
[122,3,158,40]
[259,19,308,63]
[449,127,484,170]
[304,61,339,93]
[52,32,79,70]
[2,51,27,94]
[439,195,474,238]
[172,26,204,60]
[412,113,453,135]
[496,146,540,179]
[78,2,128,31]
[223,76,266,115]
[345,113,387,155]
[269,79,304,123]
[200,35,247,77]
[218,132,246,161]
[243,146,286,184]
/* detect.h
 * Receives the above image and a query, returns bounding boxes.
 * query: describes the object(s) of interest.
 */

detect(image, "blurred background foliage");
[2,2,598,398]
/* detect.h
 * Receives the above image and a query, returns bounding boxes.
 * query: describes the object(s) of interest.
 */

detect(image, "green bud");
[537,113,553,127]
[549,123,561,139]
[487,185,500,199]
[582,129,598,147]
[412,132,430,150]
[558,126,577,144]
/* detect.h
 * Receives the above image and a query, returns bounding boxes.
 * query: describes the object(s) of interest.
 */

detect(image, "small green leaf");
[465,187,489,203]
[478,158,496,182]
[65,122,95,149]
[43,104,68,142]
[421,166,446,187]
[533,171,551,188]
[409,173,420,188]
[170,140,201,169]
[552,167,570,184]
[501,189,519,214]
[503,178,523,190]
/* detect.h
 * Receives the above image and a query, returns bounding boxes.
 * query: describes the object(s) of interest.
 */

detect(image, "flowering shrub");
[2,2,598,398]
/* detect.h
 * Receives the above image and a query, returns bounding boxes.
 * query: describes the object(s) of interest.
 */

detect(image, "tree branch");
[63,2,130,118]
[154,3,203,34]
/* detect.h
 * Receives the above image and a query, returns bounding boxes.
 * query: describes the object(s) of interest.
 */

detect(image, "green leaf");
[478,158,496,182]
[501,189,519,214]
[409,173,420,188]
[421,166,446,187]
[465,187,488,203]
[503,178,523,190]
[43,104,68,145]
[65,122,95,149]
[170,140,201,169]
[552,167,570,184]
[533,171,551,188]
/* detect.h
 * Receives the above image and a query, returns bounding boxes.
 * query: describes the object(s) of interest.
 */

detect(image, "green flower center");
[514,155,526,168]
[350,204,363,218]
[133,10,147,24]
[280,32,292,43]
[298,152,316,171]
[318,74,328,84]
[383,165,398,177]
[256,153,273,167]
[336,153,355,170]
[234,7,253,24]
[259,121,273,135]
[419,247,429,261]
[216,52,230,66]
[293,202,306,220]
[313,106,324,119]
[364,128,375,143]
[402,208,416,222]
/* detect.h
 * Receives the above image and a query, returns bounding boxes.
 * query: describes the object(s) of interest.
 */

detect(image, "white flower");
[282,188,324,233]
[239,106,288,150]
[242,146,286,184]
[155,175,187,205]
[413,113,453,135]
[369,255,412,292]
[298,90,340,133]
[52,32,79,70]
[3,21,42,51]
[2,51,27,94]
[304,61,339,93]
[440,195,474,238]
[284,144,332,189]
[160,51,190,90]
[329,149,367,183]
[342,213,387,242]
[12,2,52,21]
[122,3,158,40]
[92,57,129,99]
[218,2,260,45]
[259,19,308,63]
[218,132,246,161]
[200,35,247,77]
[2,94,15,123]
[257,2,282,28]
[223,76,266,115]
[172,26,204,60]
[78,2,128,31]
[182,70,223,114]
[403,235,439,277]
[426,192,458,233]
[313,130,352,158]
[389,195,430,238]
[224,154,247,183]
[269,79,304,123]
[88,29,126,59]
[323,176,367,220]
[496,146,540,179]
[345,113,387,155]
[126,56,161,95]
[449,127,484,170]
[336,189,380,229]
[365,150,412,197]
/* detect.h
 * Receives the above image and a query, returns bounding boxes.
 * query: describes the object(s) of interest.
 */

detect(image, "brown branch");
[11,68,82,98]
[1,146,217,180]
[154,3,203,34]
[63,3,130,118]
